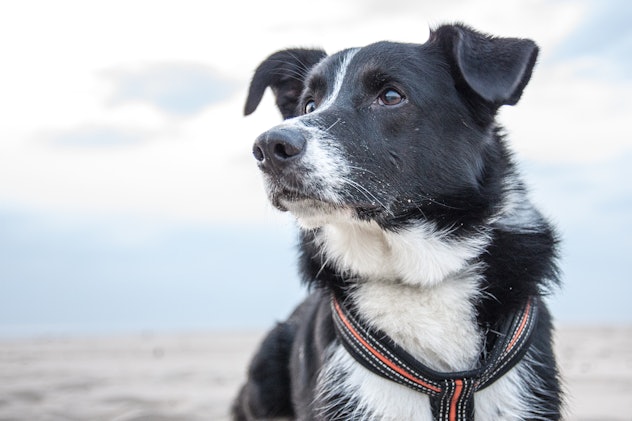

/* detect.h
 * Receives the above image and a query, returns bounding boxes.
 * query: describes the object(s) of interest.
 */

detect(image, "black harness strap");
[331,295,538,421]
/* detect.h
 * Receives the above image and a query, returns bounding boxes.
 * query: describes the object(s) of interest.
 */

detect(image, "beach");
[1,326,630,420]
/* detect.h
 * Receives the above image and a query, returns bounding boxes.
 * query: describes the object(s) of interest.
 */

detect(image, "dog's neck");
[310,218,489,372]
[314,219,489,287]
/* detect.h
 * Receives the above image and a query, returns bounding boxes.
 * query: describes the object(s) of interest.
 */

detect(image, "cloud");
[550,0,632,77]
[44,125,147,148]
[107,63,238,116]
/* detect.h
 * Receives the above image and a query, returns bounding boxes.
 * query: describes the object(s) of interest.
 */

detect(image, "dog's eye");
[304,100,317,114]
[377,89,405,106]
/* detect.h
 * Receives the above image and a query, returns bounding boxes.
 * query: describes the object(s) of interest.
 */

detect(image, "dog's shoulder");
[232,290,335,420]
[232,320,295,420]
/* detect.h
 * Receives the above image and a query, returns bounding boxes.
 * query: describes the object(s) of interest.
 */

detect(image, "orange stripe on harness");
[333,299,442,394]
[449,379,464,421]
[505,299,532,353]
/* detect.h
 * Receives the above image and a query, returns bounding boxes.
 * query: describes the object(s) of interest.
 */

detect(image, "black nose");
[253,128,306,171]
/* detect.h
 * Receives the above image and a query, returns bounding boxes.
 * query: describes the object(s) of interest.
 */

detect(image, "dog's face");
[246,24,538,231]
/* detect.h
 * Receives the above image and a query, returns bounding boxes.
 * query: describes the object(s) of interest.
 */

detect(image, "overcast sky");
[1,0,630,335]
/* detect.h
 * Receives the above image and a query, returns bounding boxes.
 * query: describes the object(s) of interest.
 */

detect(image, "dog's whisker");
[341,177,391,214]
[325,118,342,132]
[346,164,380,179]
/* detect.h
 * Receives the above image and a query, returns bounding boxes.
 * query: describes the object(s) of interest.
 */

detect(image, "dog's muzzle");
[252,127,316,212]
[253,127,307,175]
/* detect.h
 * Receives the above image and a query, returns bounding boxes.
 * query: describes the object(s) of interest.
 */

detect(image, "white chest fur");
[314,218,488,370]
[311,219,536,420]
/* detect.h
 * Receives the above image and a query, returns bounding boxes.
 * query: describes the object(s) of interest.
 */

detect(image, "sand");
[0,326,630,421]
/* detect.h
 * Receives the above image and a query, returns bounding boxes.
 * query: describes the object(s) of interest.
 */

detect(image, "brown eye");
[378,89,405,106]
[305,100,317,114]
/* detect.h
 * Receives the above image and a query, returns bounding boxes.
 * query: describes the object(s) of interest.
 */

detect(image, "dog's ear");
[244,48,327,119]
[431,24,538,107]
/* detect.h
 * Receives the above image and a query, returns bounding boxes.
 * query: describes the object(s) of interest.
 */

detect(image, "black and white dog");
[233,24,563,421]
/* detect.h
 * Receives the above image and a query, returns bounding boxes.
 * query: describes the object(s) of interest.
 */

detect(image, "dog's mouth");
[268,186,385,223]
[269,187,341,212]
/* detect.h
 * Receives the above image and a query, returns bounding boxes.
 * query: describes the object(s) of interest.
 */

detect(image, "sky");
[0,0,631,336]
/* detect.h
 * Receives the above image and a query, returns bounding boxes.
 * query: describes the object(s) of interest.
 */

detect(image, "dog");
[233,23,563,421]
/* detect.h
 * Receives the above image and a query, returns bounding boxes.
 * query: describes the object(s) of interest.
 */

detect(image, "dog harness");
[331,294,538,421]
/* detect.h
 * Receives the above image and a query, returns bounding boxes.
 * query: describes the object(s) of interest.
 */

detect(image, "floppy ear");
[431,24,538,106]
[244,48,327,119]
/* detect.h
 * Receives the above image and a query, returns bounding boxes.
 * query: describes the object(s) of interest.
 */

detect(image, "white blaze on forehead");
[314,48,359,112]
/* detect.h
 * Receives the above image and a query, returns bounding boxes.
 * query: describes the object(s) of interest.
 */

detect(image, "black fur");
[234,23,562,420]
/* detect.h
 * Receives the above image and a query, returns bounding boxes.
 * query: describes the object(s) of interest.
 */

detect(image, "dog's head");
[245,24,538,232]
